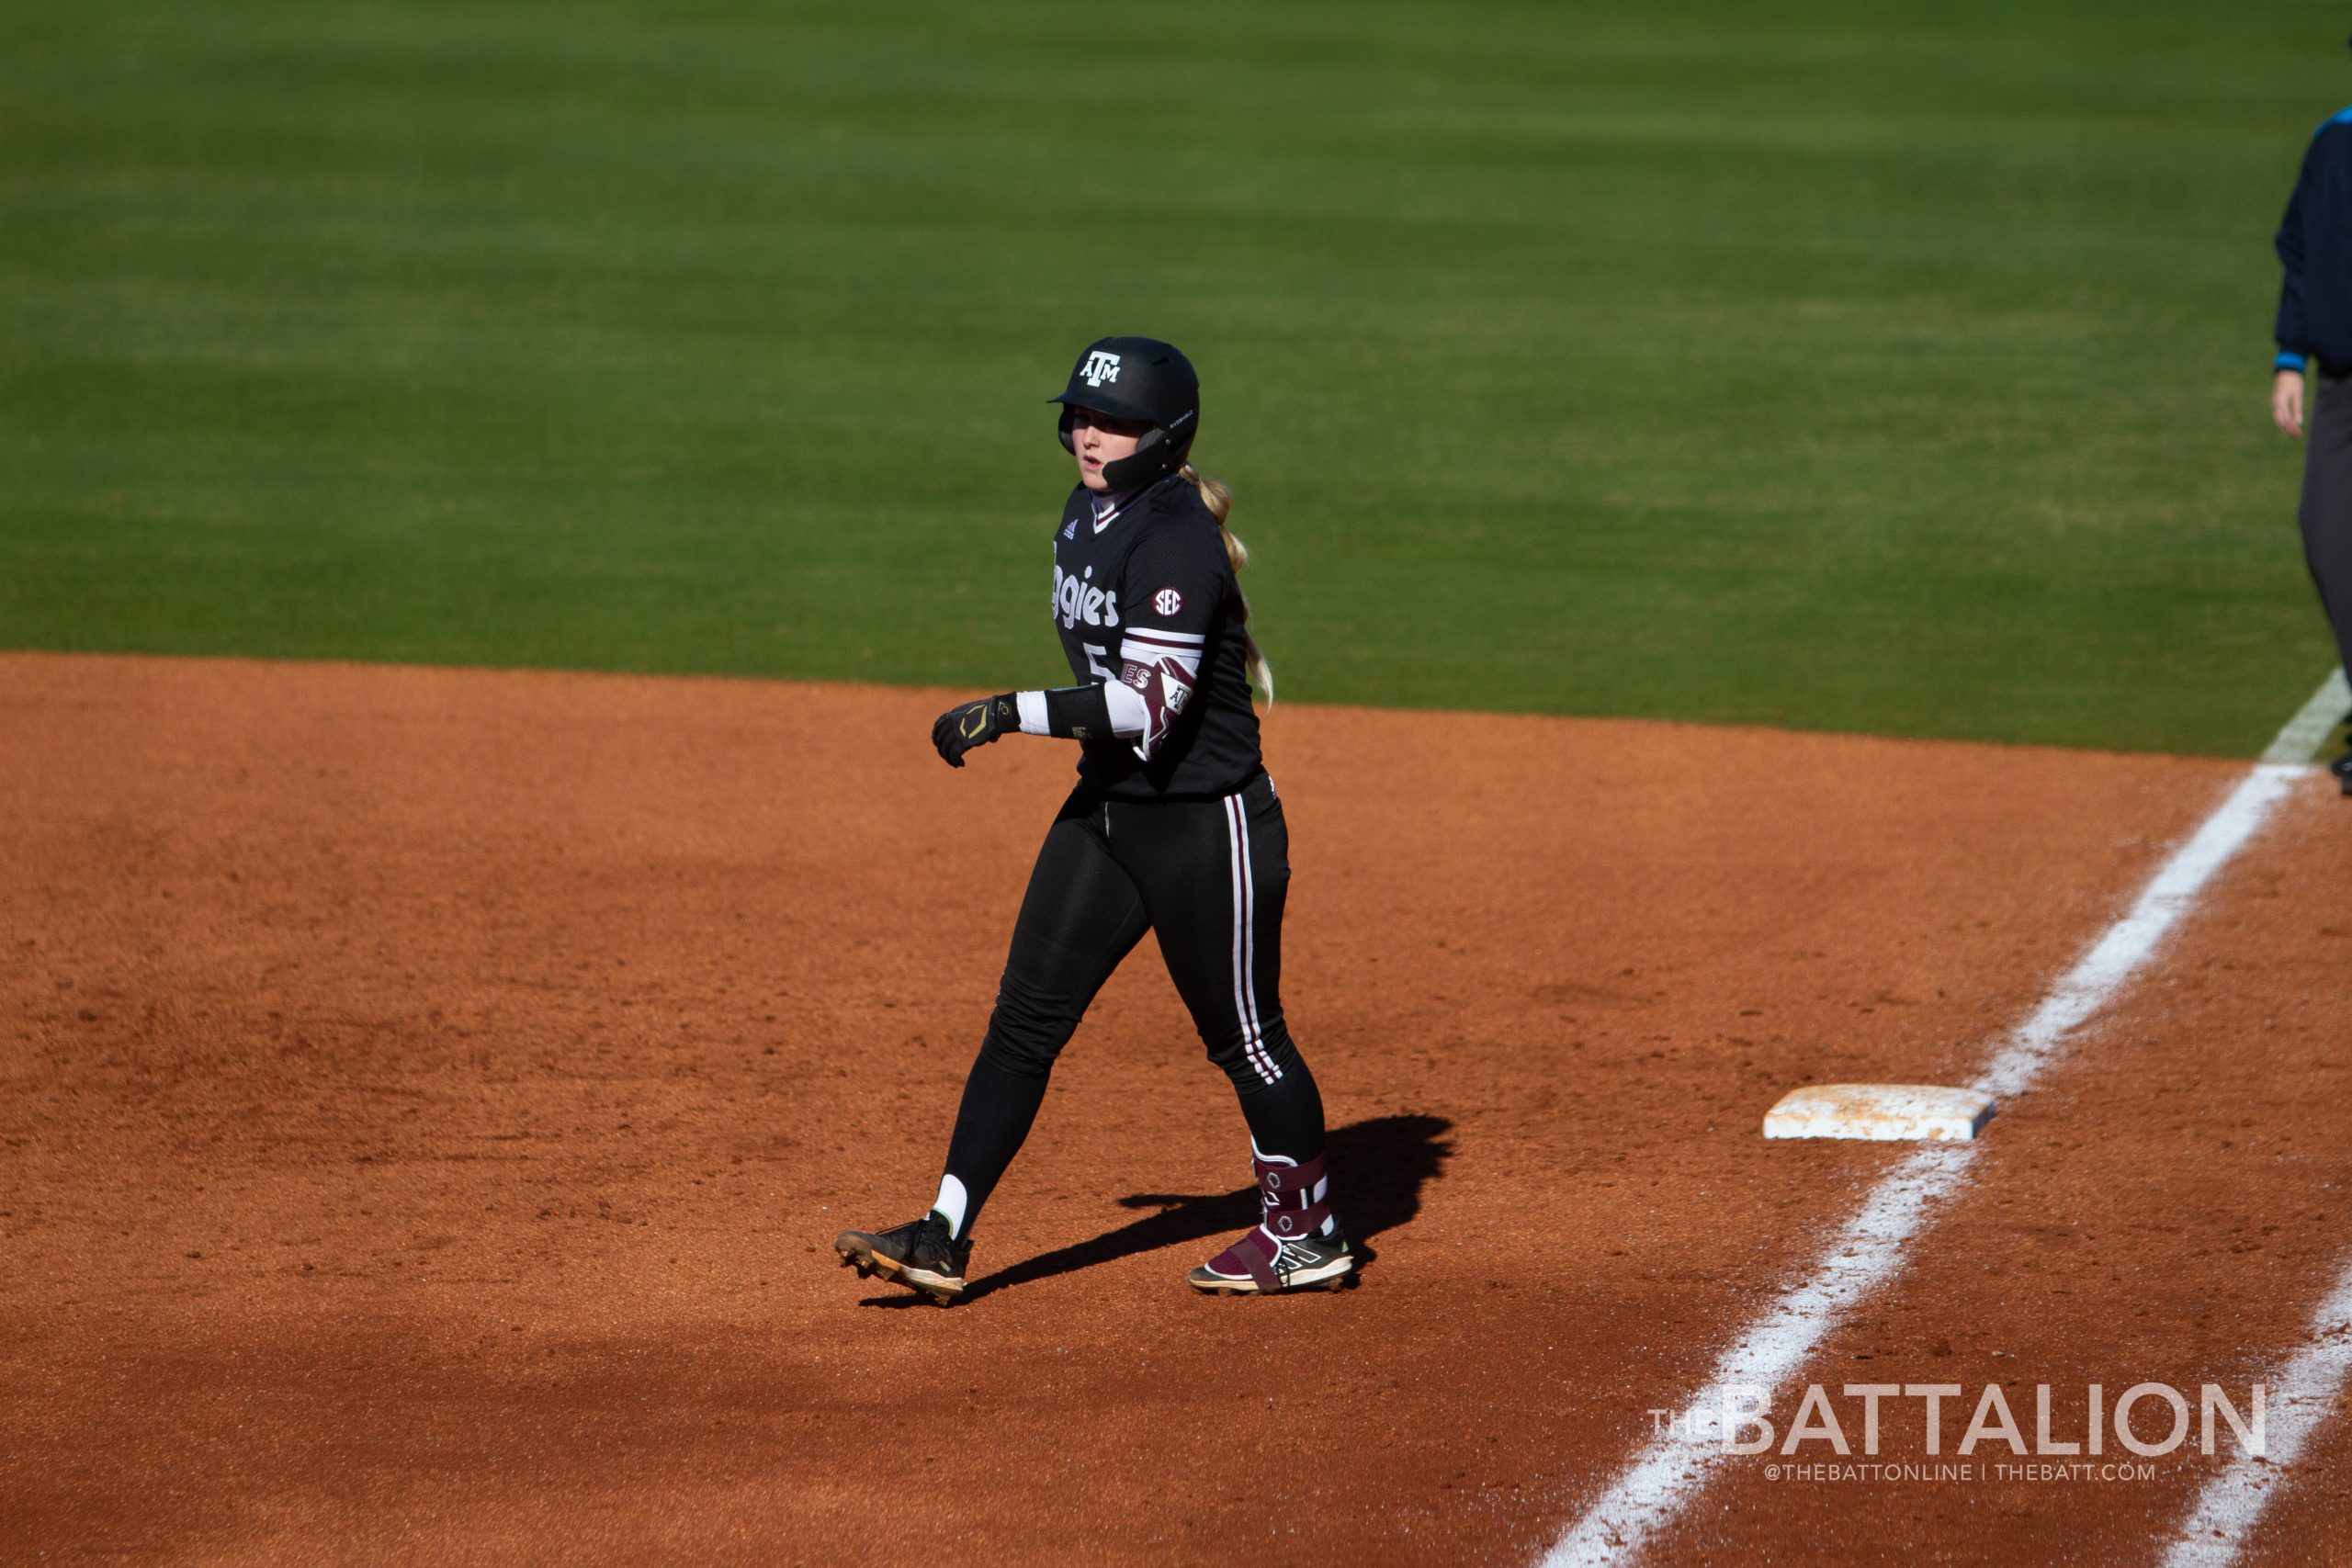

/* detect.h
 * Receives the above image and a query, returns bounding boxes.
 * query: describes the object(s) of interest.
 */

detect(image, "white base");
[1762,1083,1995,1142]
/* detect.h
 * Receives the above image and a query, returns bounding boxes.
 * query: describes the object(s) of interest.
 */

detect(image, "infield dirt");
[2,653,2344,1565]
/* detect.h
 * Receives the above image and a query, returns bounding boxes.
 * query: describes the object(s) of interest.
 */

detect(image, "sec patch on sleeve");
[1153,587,1182,616]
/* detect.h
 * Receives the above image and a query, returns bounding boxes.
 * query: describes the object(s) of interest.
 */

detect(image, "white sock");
[932,1174,968,1240]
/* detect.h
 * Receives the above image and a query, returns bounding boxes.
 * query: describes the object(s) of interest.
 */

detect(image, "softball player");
[834,337,1351,1303]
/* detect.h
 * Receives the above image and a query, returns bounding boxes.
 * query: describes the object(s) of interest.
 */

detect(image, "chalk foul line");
[2150,666,2352,1566]
[1537,759,2313,1568]
[2259,666,2348,764]
[2161,1259,2352,1568]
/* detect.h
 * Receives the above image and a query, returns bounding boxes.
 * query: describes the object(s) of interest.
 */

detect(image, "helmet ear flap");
[1057,405,1078,454]
[1099,429,1160,491]
[1100,425,1194,491]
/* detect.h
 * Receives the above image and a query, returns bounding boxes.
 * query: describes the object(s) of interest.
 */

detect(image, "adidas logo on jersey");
[1080,350,1121,388]
[1053,564,1121,631]
[1062,519,1078,540]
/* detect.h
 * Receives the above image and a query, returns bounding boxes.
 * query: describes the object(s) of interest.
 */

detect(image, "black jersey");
[1049,476,1264,801]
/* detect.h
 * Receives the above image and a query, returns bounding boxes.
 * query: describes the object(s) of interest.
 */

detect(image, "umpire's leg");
[2300,369,2352,688]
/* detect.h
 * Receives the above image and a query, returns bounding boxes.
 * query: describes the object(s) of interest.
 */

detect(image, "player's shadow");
[862,1112,1451,1306]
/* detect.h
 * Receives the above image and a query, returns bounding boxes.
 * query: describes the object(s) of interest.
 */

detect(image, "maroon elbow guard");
[1121,656,1196,760]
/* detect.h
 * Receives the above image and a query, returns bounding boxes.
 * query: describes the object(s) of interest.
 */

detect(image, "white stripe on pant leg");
[1224,795,1279,1084]
[1238,795,1280,1083]
[1234,795,1273,1077]
[1223,796,1261,1082]
[1227,795,1278,1084]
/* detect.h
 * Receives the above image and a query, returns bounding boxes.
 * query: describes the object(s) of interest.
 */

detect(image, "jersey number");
[1081,642,1115,682]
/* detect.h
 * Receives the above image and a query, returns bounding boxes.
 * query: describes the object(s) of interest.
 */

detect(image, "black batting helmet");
[1049,336,1199,491]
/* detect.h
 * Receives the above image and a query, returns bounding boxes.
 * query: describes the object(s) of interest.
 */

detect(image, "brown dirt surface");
[1640,764,2352,1568]
[0,651,2341,1566]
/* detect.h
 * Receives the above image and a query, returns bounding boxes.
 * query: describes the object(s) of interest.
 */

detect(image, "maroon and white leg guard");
[1203,1153,1331,1292]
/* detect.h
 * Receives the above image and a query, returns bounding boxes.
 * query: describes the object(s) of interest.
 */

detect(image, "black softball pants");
[940,772,1327,1235]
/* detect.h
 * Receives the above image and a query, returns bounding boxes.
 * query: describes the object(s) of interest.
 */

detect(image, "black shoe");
[2332,749,2352,795]
[834,1213,971,1304]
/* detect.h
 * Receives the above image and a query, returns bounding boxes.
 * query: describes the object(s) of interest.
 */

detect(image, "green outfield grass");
[2,1,2342,754]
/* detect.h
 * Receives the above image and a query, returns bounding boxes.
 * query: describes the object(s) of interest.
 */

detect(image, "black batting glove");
[933,694,1018,767]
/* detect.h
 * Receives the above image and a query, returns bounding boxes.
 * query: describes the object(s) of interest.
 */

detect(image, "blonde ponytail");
[1181,463,1272,705]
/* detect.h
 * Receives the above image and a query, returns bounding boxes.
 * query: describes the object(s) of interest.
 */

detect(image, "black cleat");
[2333,748,2352,796]
[834,1213,971,1304]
